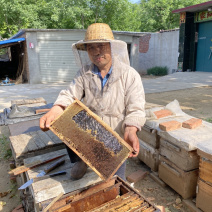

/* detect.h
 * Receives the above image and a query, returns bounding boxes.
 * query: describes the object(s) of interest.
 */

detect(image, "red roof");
[172,1,212,13]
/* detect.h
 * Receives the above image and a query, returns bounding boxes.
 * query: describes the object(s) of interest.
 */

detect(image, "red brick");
[153,109,173,119]
[159,120,182,131]
[182,118,202,129]
[126,170,149,183]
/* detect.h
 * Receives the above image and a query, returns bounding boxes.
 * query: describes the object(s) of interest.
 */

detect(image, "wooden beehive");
[196,149,212,212]
[50,99,133,181]
[158,155,198,199]
[39,176,161,212]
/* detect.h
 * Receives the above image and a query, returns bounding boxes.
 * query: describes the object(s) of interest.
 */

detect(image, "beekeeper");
[40,23,146,181]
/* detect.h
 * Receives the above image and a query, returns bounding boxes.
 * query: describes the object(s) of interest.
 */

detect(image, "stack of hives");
[136,103,163,172]
[137,125,160,172]
[196,139,212,212]
[142,100,210,200]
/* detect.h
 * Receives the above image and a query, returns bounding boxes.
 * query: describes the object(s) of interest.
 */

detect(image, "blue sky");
[129,0,140,3]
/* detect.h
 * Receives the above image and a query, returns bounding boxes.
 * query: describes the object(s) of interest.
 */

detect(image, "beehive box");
[160,138,199,171]
[50,99,133,181]
[138,139,159,172]
[137,124,159,149]
[158,155,198,199]
[196,149,212,212]
[39,176,161,212]
[196,179,212,212]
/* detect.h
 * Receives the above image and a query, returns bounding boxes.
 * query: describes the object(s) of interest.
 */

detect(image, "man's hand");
[40,105,64,131]
[124,126,139,157]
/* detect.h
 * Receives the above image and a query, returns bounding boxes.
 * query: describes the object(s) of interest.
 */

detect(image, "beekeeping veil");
[72,23,130,74]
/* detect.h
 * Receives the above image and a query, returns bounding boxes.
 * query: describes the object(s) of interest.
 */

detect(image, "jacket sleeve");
[122,68,146,131]
[54,70,85,108]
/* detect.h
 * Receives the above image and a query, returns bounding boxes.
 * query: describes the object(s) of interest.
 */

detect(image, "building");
[173,1,212,72]
[0,29,145,84]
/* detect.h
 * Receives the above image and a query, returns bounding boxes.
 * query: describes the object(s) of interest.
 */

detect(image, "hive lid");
[50,99,133,181]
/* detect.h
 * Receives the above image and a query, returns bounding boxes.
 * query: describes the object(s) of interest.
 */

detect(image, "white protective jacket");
[54,61,146,138]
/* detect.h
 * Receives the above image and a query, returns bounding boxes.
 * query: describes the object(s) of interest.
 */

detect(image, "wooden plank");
[9,154,66,176]
[46,131,63,144]
[55,183,121,212]
[41,178,116,211]
[182,199,202,212]
[36,109,51,114]
[8,119,40,136]
[10,135,30,157]
[43,192,64,212]
[50,99,133,181]
[11,97,46,105]
[24,149,102,203]
[28,131,46,149]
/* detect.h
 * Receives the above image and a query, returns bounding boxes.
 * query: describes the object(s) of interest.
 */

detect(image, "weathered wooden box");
[158,155,198,199]
[23,149,102,212]
[9,130,64,165]
[50,99,133,181]
[39,176,161,212]
[138,139,159,172]
[196,179,212,212]
[197,149,212,186]
[160,138,199,171]
[137,125,159,149]
[196,149,212,212]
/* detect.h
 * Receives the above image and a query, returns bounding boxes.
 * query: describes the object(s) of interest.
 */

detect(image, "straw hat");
[75,23,114,51]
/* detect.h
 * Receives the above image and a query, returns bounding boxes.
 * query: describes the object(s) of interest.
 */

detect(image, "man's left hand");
[124,126,139,157]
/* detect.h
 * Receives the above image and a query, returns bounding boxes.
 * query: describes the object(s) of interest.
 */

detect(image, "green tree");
[140,0,209,32]
[0,0,142,39]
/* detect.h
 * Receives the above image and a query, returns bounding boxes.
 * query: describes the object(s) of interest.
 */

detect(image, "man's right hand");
[40,105,64,131]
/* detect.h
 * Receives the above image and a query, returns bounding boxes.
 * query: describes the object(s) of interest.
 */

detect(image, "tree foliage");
[0,0,210,38]
[140,0,209,32]
[0,0,142,38]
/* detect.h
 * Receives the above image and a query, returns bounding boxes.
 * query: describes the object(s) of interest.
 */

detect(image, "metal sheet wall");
[38,40,79,83]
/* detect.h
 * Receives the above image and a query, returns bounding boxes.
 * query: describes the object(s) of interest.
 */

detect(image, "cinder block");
[153,109,173,119]
[159,120,182,131]
[126,170,149,183]
[50,99,133,181]
[182,118,202,129]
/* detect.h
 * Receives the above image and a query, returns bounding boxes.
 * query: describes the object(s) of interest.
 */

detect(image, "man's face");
[87,43,112,69]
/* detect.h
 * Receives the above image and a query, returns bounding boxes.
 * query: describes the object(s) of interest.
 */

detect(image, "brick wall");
[139,34,151,53]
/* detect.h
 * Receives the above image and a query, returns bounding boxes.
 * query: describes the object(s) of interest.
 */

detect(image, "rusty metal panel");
[50,99,133,180]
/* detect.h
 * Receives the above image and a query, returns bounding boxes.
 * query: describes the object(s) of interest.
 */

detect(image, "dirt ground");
[0,86,212,212]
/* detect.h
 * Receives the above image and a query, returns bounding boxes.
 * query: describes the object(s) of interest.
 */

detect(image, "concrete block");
[159,120,182,131]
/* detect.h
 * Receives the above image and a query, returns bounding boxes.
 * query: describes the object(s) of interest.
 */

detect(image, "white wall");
[139,30,179,75]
